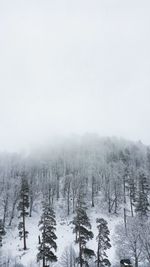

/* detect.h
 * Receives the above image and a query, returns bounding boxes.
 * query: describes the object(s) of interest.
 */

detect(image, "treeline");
[0,136,150,266]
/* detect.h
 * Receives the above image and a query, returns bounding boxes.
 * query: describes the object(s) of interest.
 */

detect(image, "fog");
[0,0,150,152]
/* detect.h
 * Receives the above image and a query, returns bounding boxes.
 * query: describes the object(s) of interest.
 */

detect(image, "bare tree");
[115,217,143,267]
[60,245,77,267]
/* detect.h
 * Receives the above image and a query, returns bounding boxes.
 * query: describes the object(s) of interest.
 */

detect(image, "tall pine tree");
[96,218,111,267]
[17,174,29,250]
[72,195,95,267]
[37,202,57,267]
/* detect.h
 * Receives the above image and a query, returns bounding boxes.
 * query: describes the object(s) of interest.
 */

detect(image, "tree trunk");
[48,185,51,206]
[43,216,46,267]
[43,256,45,267]
[23,197,27,250]
[3,194,9,227]
[72,190,75,213]
[108,195,111,213]
[29,195,33,217]
[79,223,82,267]
[67,189,70,216]
[130,191,134,217]
[123,175,127,230]
[97,242,100,267]
[130,189,134,217]
[114,182,118,214]
[135,256,138,267]
[9,198,17,226]
[124,208,127,232]
[91,176,95,207]
[56,174,60,200]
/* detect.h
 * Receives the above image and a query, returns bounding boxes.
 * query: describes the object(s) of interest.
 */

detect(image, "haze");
[0,0,150,152]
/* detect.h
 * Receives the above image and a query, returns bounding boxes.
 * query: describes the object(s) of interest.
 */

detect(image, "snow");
[1,195,122,267]
[2,212,40,267]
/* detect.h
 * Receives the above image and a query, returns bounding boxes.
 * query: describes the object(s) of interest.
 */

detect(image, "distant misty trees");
[1,137,150,225]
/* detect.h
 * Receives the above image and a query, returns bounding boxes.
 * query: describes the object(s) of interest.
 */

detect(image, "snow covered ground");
[1,196,122,267]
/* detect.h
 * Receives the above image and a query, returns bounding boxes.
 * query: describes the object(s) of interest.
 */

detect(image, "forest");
[0,135,150,267]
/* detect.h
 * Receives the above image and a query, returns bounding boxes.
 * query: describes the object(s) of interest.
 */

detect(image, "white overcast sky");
[0,0,150,152]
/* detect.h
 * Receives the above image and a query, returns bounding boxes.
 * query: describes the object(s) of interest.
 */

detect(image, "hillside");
[0,136,150,267]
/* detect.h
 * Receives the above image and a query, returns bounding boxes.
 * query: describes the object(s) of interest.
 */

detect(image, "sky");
[0,0,150,152]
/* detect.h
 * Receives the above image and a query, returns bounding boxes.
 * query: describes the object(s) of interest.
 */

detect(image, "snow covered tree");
[96,218,111,267]
[37,202,57,267]
[126,168,136,217]
[115,217,143,267]
[17,174,29,250]
[60,245,77,267]
[2,183,9,227]
[63,174,72,216]
[140,221,150,264]
[0,219,5,246]
[135,171,149,219]
[29,167,38,217]
[9,181,19,226]
[71,173,80,214]
[72,195,95,267]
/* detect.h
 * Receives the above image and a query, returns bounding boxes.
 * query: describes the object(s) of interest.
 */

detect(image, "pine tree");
[96,218,111,267]
[0,219,5,246]
[72,196,95,267]
[17,174,29,250]
[135,171,150,219]
[37,202,57,267]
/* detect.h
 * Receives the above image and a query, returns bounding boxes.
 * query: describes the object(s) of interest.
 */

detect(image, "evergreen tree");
[17,174,29,250]
[96,218,111,267]
[135,171,149,219]
[37,202,57,267]
[72,196,95,267]
[0,219,5,246]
